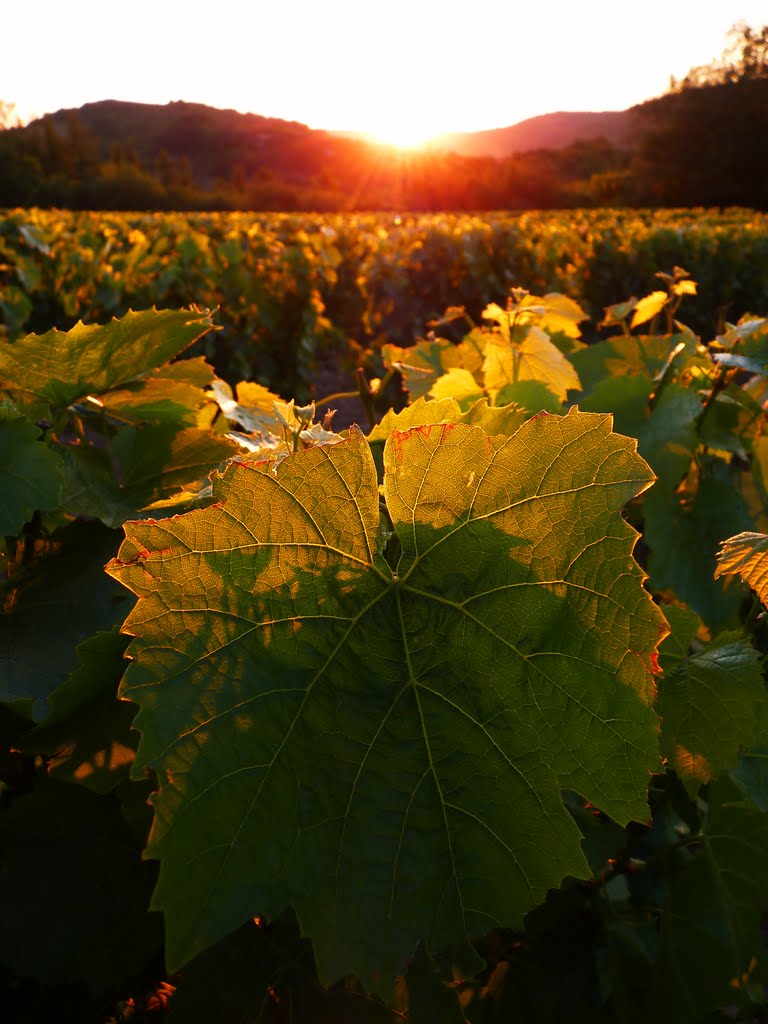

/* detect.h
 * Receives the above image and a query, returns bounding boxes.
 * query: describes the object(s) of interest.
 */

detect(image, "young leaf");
[482,327,581,402]
[382,338,483,401]
[107,413,663,983]
[629,292,668,330]
[494,380,563,413]
[428,367,485,408]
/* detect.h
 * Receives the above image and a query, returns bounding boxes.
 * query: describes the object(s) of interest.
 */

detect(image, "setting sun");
[362,121,437,151]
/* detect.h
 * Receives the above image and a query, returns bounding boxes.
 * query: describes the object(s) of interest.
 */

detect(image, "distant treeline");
[0,24,765,212]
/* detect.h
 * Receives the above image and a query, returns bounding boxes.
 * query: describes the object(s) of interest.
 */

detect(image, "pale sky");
[3,1,765,146]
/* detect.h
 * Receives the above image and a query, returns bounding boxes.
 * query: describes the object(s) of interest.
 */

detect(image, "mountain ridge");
[37,99,633,162]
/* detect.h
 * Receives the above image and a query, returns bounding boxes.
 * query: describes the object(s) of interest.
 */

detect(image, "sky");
[3,1,766,147]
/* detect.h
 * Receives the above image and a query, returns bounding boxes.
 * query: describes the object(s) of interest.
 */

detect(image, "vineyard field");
[4,209,768,1021]
[2,207,768,399]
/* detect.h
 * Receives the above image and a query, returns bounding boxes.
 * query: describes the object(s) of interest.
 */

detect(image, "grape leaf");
[657,606,768,794]
[59,425,238,528]
[382,338,483,401]
[428,367,485,408]
[646,473,751,626]
[21,630,136,793]
[715,531,768,604]
[367,397,526,479]
[630,292,668,329]
[494,380,562,413]
[401,943,465,1023]
[648,773,768,1023]
[578,375,654,440]
[0,307,214,417]
[0,406,62,534]
[571,334,700,395]
[482,327,580,402]
[108,412,663,982]
[1,522,133,720]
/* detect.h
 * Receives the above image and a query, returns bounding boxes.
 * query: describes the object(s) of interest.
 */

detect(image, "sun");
[362,118,437,151]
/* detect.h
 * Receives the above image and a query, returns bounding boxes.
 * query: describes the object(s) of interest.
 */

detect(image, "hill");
[431,110,633,158]
[0,99,634,210]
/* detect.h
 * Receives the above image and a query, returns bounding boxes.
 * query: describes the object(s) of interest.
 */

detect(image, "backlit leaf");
[428,367,485,407]
[0,308,214,416]
[715,531,768,605]
[630,292,668,330]
[482,327,581,401]
[108,411,663,983]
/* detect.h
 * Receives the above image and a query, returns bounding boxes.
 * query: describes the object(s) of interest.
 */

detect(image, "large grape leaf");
[657,606,768,794]
[108,411,663,983]
[0,307,214,417]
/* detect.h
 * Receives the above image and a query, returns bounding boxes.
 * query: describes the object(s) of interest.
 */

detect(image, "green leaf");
[0,522,133,720]
[636,383,700,488]
[0,406,62,534]
[401,943,465,1023]
[0,307,215,416]
[0,780,162,995]
[577,374,654,440]
[108,411,663,983]
[21,630,136,793]
[494,379,563,413]
[715,531,768,606]
[657,606,768,794]
[648,773,768,1023]
[59,425,238,528]
[382,339,483,401]
[571,334,699,395]
[729,748,768,812]
[645,472,751,626]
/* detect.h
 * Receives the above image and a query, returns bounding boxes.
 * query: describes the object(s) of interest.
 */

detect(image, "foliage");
[4,268,768,1021]
[2,208,768,400]
[630,23,768,209]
